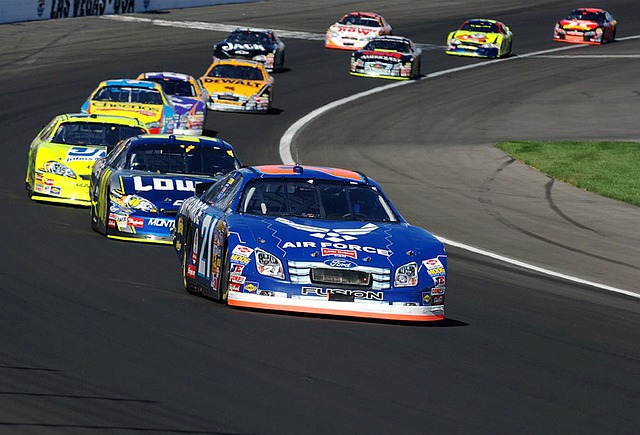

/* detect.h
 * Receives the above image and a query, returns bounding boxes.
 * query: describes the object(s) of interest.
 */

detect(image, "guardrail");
[0,0,252,24]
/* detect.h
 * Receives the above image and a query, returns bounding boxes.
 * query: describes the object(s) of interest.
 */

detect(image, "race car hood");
[234,215,444,268]
[36,143,107,177]
[558,19,599,31]
[118,172,218,211]
[200,78,266,97]
[169,96,205,117]
[215,41,274,57]
[355,50,409,63]
[451,30,500,44]
[87,101,163,124]
[330,23,382,38]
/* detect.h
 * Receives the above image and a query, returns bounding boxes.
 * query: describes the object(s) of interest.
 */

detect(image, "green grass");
[495,141,640,207]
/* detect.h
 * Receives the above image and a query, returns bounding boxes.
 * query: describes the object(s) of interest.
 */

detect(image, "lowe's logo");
[323,259,357,269]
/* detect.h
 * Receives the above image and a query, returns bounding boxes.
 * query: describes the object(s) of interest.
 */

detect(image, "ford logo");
[324,259,357,269]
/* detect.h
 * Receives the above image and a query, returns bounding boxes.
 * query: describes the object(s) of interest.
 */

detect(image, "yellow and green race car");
[446,19,513,58]
[25,113,148,206]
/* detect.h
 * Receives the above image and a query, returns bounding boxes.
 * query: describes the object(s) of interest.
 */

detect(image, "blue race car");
[174,165,447,322]
[137,72,208,136]
[90,134,241,244]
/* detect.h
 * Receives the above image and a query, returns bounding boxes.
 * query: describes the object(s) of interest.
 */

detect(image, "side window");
[213,173,243,211]
[104,141,128,168]
[202,172,233,204]
[39,118,58,142]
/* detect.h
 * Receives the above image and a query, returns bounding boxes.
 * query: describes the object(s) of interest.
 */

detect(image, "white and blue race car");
[174,165,447,322]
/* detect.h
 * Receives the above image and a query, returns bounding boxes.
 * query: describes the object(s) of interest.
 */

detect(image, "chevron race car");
[136,72,208,136]
[213,28,285,72]
[81,79,175,134]
[25,113,148,206]
[446,19,513,58]
[199,59,274,113]
[350,36,421,80]
[174,165,447,322]
[325,12,392,50]
[90,134,241,244]
[553,8,617,44]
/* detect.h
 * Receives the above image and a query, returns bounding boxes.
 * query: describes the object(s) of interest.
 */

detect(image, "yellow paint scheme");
[199,59,274,111]
[26,114,148,206]
[87,101,162,125]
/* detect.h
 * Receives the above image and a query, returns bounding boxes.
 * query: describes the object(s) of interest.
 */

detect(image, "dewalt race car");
[137,72,208,136]
[553,8,617,44]
[25,113,148,206]
[199,59,274,113]
[446,19,513,58]
[325,12,393,50]
[174,165,447,322]
[213,28,285,72]
[81,79,175,134]
[350,36,421,80]
[90,134,241,244]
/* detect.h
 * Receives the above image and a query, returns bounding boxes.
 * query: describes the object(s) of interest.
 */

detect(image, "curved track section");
[1,1,638,433]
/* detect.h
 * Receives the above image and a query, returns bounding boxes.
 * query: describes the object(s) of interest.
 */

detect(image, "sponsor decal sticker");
[423,258,444,270]
[431,286,445,296]
[230,274,246,284]
[301,286,383,301]
[323,259,357,268]
[230,253,251,265]
[232,245,254,257]
[422,293,431,304]
[321,247,357,259]
[127,217,144,228]
[243,282,259,292]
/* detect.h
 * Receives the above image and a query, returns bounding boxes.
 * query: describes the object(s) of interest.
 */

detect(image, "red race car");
[553,8,617,44]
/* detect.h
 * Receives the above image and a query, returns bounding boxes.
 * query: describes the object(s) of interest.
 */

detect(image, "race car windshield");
[339,16,380,27]
[365,40,411,53]
[52,122,146,146]
[566,10,606,22]
[207,65,264,81]
[240,180,398,222]
[227,31,272,45]
[93,86,164,105]
[144,79,196,97]
[461,21,499,33]
[127,143,238,176]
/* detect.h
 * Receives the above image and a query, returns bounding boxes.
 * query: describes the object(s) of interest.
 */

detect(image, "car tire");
[25,182,32,198]
[216,243,230,304]
[182,227,199,295]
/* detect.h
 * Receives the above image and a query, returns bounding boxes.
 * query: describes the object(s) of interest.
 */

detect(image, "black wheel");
[216,244,230,304]
[182,227,199,295]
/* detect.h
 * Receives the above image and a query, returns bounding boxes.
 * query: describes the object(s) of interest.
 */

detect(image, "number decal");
[196,214,219,280]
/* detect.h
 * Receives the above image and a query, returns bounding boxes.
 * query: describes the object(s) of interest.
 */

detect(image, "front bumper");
[107,212,175,244]
[446,46,500,58]
[206,99,269,113]
[228,290,444,322]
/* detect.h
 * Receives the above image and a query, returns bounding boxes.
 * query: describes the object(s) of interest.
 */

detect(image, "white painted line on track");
[278,41,640,298]
[535,54,640,58]
[106,13,639,297]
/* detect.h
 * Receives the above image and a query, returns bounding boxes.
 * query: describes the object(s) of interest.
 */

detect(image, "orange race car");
[553,8,617,44]
[325,12,392,50]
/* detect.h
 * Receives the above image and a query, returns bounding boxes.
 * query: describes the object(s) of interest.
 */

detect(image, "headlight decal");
[42,161,77,179]
[394,262,418,287]
[255,248,285,280]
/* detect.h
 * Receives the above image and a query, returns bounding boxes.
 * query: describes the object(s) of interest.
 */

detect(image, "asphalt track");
[0,1,639,434]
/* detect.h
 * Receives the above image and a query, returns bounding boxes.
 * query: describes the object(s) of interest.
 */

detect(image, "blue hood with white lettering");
[229,214,445,270]
[116,171,219,212]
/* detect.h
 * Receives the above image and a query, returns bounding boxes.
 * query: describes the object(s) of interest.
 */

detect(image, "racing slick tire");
[182,227,200,295]
[216,244,230,304]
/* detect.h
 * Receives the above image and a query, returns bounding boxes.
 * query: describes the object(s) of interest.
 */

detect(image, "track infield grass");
[496,141,640,207]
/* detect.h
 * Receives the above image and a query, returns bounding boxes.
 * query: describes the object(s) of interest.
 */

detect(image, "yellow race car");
[199,59,274,113]
[25,113,148,206]
[446,18,513,58]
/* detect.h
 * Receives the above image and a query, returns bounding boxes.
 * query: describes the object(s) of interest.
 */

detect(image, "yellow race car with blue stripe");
[446,19,513,58]
[25,113,148,206]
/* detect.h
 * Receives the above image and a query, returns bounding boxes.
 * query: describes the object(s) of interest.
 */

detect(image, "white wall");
[0,0,253,24]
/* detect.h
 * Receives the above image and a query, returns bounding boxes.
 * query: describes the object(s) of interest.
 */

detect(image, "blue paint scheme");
[90,134,241,243]
[174,165,447,321]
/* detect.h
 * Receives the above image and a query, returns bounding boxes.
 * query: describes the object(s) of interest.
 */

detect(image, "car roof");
[231,28,275,35]
[139,72,193,82]
[369,35,412,44]
[210,58,263,68]
[244,165,369,183]
[58,113,146,127]
[128,134,235,151]
[345,11,382,19]
[100,79,162,90]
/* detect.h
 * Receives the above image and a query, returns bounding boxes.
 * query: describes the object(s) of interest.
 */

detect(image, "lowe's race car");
[350,36,421,80]
[26,113,148,206]
[175,165,447,322]
[213,28,285,72]
[137,72,208,136]
[90,134,241,244]
[81,79,175,134]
